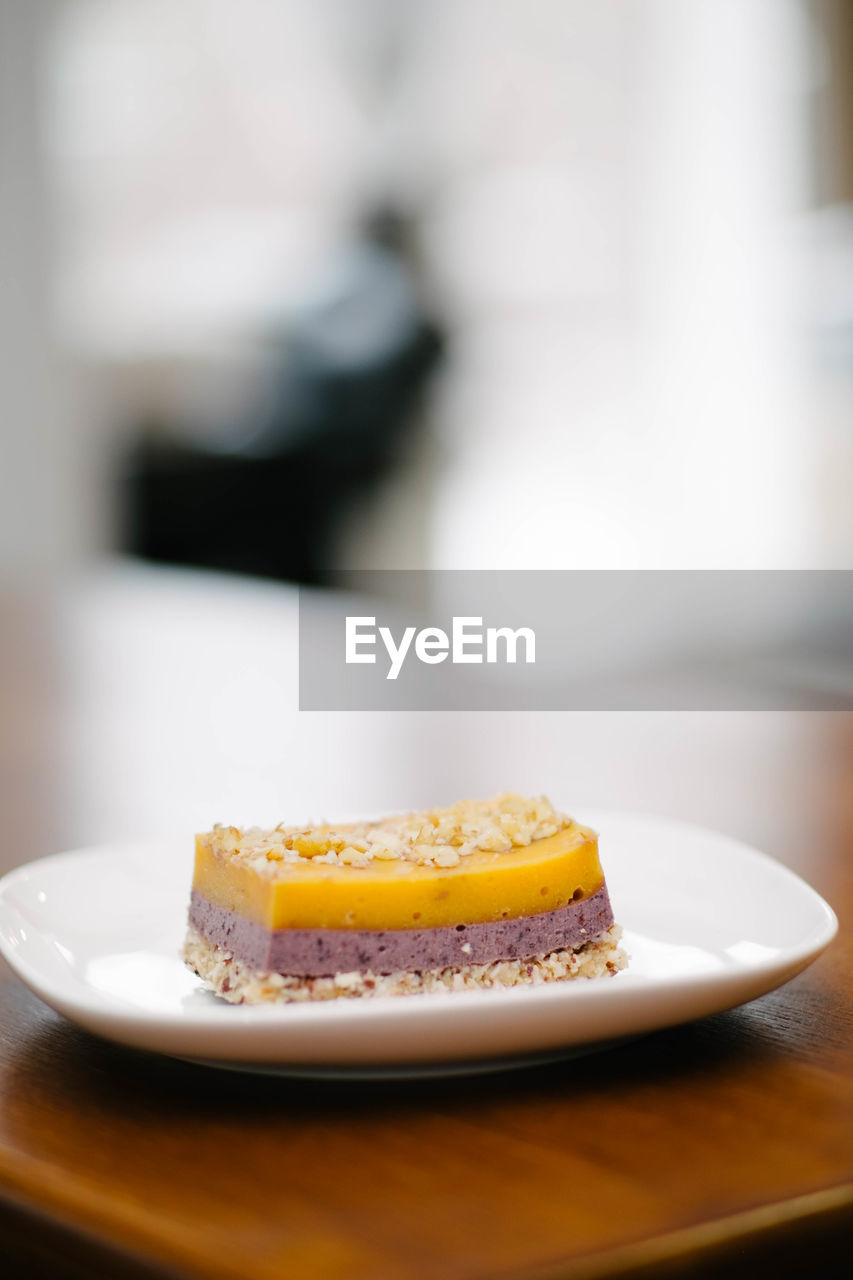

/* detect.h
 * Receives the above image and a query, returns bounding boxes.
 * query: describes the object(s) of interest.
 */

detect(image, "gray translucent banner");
[299,571,853,710]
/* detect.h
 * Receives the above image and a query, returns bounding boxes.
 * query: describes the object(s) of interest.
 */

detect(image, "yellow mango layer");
[192,824,603,931]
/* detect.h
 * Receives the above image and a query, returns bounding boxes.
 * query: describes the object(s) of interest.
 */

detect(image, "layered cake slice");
[183,794,627,1003]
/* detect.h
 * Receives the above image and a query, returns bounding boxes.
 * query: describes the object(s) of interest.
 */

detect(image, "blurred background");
[1,0,852,853]
[3,0,853,585]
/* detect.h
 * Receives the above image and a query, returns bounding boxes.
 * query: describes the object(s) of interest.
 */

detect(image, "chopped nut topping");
[199,794,575,875]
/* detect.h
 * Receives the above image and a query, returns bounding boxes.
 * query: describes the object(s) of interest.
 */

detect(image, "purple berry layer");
[188,883,614,977]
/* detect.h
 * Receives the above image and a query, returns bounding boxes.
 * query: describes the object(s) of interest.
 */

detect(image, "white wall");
[0,0,90,586]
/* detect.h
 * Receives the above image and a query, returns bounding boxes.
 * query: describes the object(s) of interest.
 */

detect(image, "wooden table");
[0,567,851,1279]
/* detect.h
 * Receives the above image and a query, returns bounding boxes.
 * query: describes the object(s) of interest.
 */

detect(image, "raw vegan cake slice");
[183,795,627,1003]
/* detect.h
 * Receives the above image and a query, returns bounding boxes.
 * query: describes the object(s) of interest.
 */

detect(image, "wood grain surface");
[0,575,851,1279]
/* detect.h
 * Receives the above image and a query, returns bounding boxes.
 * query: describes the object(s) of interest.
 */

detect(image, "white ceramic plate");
[0,811,838,1076]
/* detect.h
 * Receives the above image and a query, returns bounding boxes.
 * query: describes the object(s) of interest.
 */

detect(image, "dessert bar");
[183,795,627,1002]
